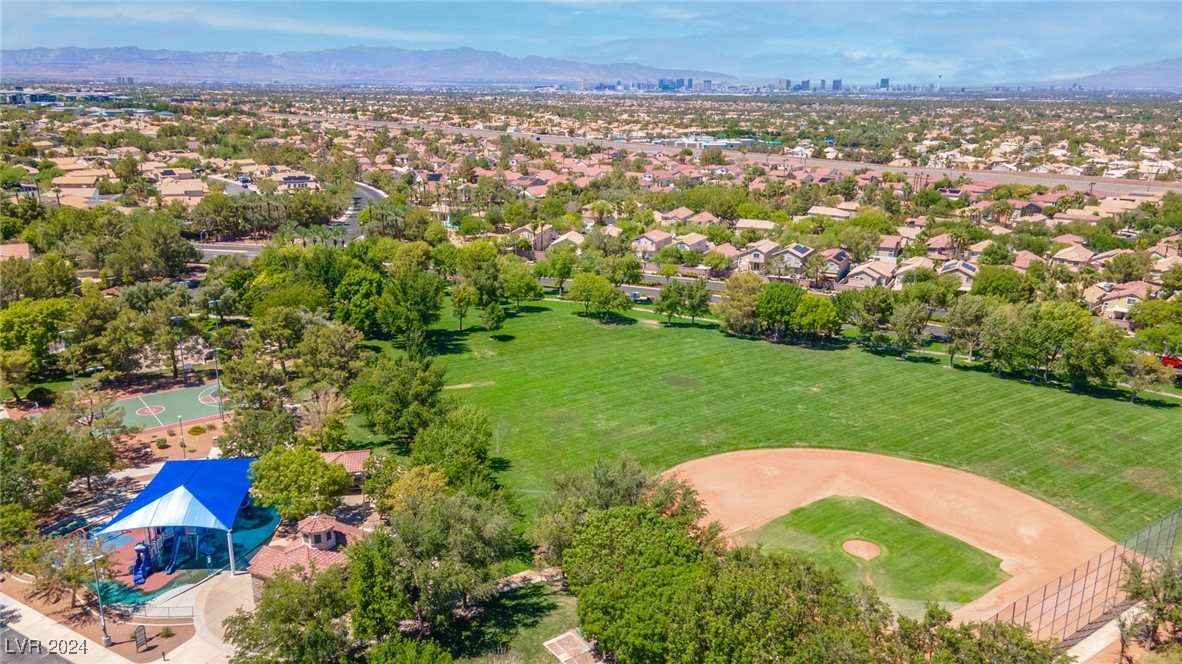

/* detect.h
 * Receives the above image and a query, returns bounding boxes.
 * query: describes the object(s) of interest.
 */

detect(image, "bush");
[154,438,168,449]
[159,627,174,639]
[25,387,55,405]
[167,429,176,437]
[188,426,206,436]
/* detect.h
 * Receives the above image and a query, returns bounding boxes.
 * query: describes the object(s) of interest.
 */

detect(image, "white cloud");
[46,3,458,43]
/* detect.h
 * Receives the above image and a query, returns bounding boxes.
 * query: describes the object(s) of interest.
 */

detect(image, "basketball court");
[115,383,229,431]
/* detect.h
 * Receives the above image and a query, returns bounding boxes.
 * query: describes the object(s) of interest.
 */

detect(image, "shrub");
[154,438,168,449]
[25,387,55,405]
[188,426,206,436]
[167,429,176,437]
[159,627,174,639]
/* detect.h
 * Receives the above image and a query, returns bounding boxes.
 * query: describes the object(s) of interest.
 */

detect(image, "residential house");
[736,239,780,273]
[767,243,815,275]
[966,240,994,262]
[938,260,978,291]
[1086,281,1155,321]
[805,205,854,221]
[893,256,936,289]
[844,261,895,289]
[675,232,709,254]
[876,235,904,262]
[734,218,777,233]
[1051,244,1096,271]
[0,242,32,261]
[551,231,586,250]
[511,224,558,251]
[631,229,673,260]
[664,206,695,222]
[820,248,851,281]
[688,210,720,225]
[1011,250,1044,274]
[926,234,955,260]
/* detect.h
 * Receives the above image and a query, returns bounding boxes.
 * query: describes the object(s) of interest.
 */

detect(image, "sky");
[3,1,1181,84]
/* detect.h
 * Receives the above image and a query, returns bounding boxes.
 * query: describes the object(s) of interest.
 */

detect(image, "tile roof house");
[320,449,371,493]
[1011,250,1044,274]
[1052,244,1097,271]
[820,248,851,281]
[631,230,673,260]
[876,235,904,262]
[938,260,979,291]
[248,514,366,599]
[674,232,709,253]
[1087,281,1156,321]
[736,239,781,273]
[768,243,815,275]
[893,256,937,290]
[844,261,896,290]
[0,242,33,261]
[926,234,955,260]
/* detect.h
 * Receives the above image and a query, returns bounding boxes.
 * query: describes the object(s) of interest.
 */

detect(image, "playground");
[114,383,229,432]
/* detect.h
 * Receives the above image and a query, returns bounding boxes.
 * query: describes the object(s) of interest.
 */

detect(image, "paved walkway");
[0,593,130,664]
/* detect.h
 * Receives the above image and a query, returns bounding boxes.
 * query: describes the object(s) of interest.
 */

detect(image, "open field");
[741,497,1009,606]
[428,301,1182,539]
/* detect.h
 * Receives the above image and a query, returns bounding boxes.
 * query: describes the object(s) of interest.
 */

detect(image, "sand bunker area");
[843,539,881,560]
[668,448,1115,622]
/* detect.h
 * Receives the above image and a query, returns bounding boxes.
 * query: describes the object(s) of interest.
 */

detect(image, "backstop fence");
[989,507,1180,648]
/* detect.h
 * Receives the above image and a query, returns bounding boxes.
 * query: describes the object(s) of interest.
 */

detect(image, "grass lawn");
[453,585,578,663]
[740,497,1009,606]
[424,300,1182,540]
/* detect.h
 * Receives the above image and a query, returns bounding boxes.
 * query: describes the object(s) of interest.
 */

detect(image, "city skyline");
[2,1,1180,84]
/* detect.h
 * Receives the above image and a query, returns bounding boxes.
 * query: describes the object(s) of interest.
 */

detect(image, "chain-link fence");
[989,507,1180,648]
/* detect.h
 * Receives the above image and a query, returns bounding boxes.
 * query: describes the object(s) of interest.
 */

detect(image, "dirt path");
[668,448,1115,623]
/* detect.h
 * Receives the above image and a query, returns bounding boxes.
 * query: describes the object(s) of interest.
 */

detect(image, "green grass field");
[740,497,1009,607]
[426,301,1182,540]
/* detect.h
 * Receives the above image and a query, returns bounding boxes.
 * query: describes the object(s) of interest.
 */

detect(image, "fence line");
[989,507,1180,648]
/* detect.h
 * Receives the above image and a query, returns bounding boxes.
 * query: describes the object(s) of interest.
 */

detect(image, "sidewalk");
[1,592,133,664]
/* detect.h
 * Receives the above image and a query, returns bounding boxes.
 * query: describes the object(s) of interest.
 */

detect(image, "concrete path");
[0,593,131,664]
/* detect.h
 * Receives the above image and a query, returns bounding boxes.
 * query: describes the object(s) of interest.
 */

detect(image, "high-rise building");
[687,78,693,90]
[576,79,588,91]
[702,79,713,92]
[799,79,811,91]
[677,78,685,89]
[880,78,890,89]
[820,79,826,90]
[832,79,842,91]
[778,78,791,90]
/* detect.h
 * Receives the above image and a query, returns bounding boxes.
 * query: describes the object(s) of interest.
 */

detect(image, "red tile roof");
[320,450,370,474]
[248,543,347,579]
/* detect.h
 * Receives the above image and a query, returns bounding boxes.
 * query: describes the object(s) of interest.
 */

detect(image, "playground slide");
[164,537,183,575]
[132,558,147,585]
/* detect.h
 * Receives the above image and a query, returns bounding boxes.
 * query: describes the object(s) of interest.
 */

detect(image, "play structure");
[99,459,256,577]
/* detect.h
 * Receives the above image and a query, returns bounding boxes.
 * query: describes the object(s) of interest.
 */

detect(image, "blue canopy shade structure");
[99,459,255,534]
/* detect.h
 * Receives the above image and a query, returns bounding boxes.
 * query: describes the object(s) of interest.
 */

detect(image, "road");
[192,180,387,261]
[267,112,1182,196]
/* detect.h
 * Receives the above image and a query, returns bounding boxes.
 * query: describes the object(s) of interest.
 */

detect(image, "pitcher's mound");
[843,539,881,560]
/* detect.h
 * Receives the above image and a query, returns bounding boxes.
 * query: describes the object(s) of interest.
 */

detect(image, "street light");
[85,553,113,647]
[179,415,186,459]
[58,329,77,384]
[212,347,225,423]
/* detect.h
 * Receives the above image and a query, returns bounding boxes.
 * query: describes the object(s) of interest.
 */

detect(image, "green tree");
[221,334,287,410]
[0,349,33,402]
[223,565,353,664]
[219,409,299,458]
[891,300,931,359]
[756,281,804,340]
[1059,320,1127,392]
[971,265,1034,303]
[654,281,685,323]
[380,268,444,340]
[294,322,366,390]
[410,404,495,494]
[449,282,478,331]
[713,272,763,335]
[366,635,454,664]
[535,244,577,293]
[348,493,517,638]
[379,465,450,516]
[498,256,542,311]
[480,301,506,336]
[334,265,387,337]
[945,295,990,365]
[683,279,713,326]
[791,293,842,341]
[1126,353,1177,403]
[564,505,708,664]
[0,297,73,373]
[250,446,349,521]
[349,355,446,442]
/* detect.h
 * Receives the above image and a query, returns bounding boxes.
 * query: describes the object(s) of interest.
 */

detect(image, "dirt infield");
[668,449,1115,623]
[843,539,882,561]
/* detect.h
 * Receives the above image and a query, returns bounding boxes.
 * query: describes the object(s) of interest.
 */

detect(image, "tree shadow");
[514,304,549,315]
[490,457,513,472]
[428,328,472,356]
[662,320,721,331]
[488,334,515,342]
[438,584,558,659]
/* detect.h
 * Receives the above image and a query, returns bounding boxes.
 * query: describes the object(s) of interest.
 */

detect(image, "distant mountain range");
[0,45,736,86]
[1065,58,1182,91]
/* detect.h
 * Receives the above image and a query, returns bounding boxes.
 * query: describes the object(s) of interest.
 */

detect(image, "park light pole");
[85,553,113,647]
[212,347,225,423]
[179,415,186,459]
[208,299,221,334]
[58,329,77,384]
